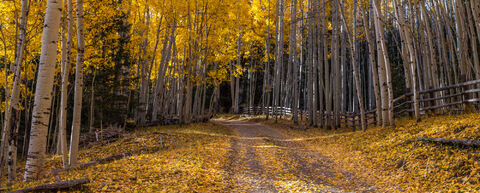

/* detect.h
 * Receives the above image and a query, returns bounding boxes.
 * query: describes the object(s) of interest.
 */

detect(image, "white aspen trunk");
[58,0,72,168]
[89,70,96,131]
[1,0,28,182]
[151,23,176,121]
[230,61,235,113]
[311,0,318,128]
[234,30,242,114]
[395,0,420,122]
[145,15,163,117]
[317,0,325,127]
[306,0,313,126]
[337,0,366,131]
[454,0,468,81]
[471,1,480,47]
[273,0,284,121]
[263,0,271,119]
[359,0,382,126]
[372,0,390,127]
[69,0,85,167]
[291,0,298,124]
[420,3,441,110]
[24,0,62,181]
[332,0,340,128]
[322,0,330,129]
[465,1,480,79]
[137,5,150,125]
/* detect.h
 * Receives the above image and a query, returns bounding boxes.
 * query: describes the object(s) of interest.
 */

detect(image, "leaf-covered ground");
[3,113,480,192]
[246,113,480,192]
[2,123,233,192]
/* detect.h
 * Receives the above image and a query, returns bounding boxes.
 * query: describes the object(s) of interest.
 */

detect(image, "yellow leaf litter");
[3,113,480,192]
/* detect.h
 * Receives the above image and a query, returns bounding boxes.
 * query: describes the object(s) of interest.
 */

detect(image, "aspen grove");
[1,0,480,191]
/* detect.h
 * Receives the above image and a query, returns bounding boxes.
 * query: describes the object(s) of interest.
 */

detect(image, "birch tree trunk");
[24,0,63,181]
[69,0,85,167]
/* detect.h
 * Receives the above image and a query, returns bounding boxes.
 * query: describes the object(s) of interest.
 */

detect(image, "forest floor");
[239,113,480,192]
[2,113,480,192]
[214,119,374,192]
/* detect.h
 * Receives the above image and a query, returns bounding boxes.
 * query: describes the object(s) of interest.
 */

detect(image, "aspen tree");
[69,0,86,167]
[336,0,366,131]
[58,0,73,168]
[3,0,29,183]
[288,0,298,124]
[372,0,391,127]
[25,0,63,181]
[394,0,420,122]
[359,0,382,126]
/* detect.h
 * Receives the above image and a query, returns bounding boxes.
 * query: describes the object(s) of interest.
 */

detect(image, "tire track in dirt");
[222,120,278,192]
[216,119,344,192]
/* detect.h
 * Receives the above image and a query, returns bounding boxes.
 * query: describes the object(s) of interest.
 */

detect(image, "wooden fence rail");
[242,79,480,129]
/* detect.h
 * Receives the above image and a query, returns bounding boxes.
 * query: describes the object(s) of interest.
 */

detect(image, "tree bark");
[69,0,85,167]
[394,0,420,122]
[58,0,73,168]
[337,0,366,131]
[359,0,381,126]
[24,0,63,181]
[0,0,28,183]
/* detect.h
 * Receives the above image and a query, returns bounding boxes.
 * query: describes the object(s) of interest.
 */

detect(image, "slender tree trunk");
[89,70,96,131]
[5,0,29,183]
[151,23,176,121]
[234,30,242,114]
[291,0,298,124]
[273,0,284,122]
[24,0,63,181]
[323,0,331,129]
[1,0,28,182]
[317,0,325,128]
[230,61,235,113]
[360,0,381,126]
[58,0,72,168]
[137,5,150,125]
[69,0,85,167]
[337,0,366,131]
[372,0,391,127]
[395,0,420,122]
[263,0,271,119]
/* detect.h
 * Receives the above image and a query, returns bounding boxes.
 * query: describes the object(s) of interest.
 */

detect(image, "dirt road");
[215,119,357,192]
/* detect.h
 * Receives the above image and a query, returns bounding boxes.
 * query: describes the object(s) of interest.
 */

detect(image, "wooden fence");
[242,79,480,129]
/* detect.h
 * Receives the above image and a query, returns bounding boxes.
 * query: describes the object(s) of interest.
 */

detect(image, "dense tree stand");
[0,0,480,191]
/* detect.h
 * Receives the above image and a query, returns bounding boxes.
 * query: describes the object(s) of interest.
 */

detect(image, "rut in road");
[216,119,353,192]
